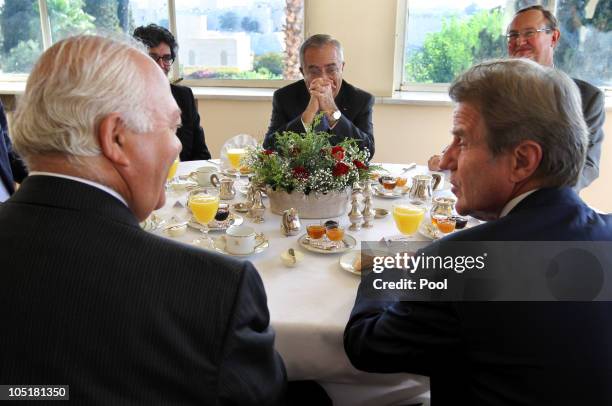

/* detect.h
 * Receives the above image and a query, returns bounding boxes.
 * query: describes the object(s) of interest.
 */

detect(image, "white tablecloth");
[152,161,452,406]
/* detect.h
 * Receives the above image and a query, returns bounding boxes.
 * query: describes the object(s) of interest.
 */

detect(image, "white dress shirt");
[499,189,539,218]
[28,171,128,207]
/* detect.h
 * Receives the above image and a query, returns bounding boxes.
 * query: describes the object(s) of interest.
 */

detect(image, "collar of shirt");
[28,171,128,207]
[499,189,539,218]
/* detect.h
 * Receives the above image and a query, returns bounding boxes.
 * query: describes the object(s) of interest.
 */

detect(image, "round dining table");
[147,160,458,406]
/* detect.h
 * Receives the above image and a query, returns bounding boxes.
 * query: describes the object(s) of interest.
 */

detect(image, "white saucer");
[418,215,480,240]
[339,250,361,275]
[298,233,357,254]
[213,235,269,256]
[373,185,406,199]
[188,213,244,231]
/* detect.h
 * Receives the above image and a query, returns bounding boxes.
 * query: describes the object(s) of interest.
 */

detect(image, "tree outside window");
[404,0,611,87]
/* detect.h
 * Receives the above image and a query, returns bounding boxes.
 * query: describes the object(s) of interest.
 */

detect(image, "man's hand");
[301,92,319,127]
[428,154,442,171]
[309,78,338,123]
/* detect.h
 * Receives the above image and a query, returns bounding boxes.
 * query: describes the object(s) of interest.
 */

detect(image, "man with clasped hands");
[0,35,286,405]
[345,59,612,405]
[264,34,375,158]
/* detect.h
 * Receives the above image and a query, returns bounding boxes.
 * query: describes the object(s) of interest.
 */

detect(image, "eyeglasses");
[506,28,552,43]
[149,53,174,65]
[306,65,340,77]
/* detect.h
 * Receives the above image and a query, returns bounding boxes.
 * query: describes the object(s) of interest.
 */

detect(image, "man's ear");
[98,113,130,167]
[509,140,542,183]
[551,29,560,48]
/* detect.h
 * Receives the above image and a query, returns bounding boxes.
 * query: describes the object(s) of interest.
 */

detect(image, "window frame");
[0,0,304,89]
[396,0,610,95]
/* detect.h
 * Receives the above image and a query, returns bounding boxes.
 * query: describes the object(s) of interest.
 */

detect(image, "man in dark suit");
[429,5,605,192]
[0,100,27,202]
[0,35,286,404]
[345,59,612,405]
[134,24,212,161]
[264,34,375,158]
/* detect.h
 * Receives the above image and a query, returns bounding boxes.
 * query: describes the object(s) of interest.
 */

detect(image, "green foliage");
[244,115,373,195]
[0,0,38,54]
[84,0,120,32]
[3,39,41,72]
[254,52,284,75]
[405,8,505,83]
[241,16,260,32]
[47,0,95,41]
[219,11,238,31]
[185,66,282,80]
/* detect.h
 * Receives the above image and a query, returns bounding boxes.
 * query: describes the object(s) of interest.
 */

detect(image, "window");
[0,0,304,83]
[174,0,302,81]
[0,0,43,75]
[402,0,611,89]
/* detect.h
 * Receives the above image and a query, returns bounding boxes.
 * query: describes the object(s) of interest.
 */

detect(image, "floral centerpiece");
[243,116,376,218]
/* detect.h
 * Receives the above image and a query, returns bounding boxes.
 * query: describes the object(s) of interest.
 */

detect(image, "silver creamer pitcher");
[408,175,433,205]
[281,208,301,236]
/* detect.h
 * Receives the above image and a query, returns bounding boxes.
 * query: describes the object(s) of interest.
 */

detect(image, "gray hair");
[299,34,344,67]
[449,58,587,188]
[12,35,154,162]
[513,5,559,31]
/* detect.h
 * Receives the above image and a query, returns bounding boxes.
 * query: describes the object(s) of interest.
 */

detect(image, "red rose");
[263,149,274,155]
[332,162,350,177]
[292,166,309,180]
[331,145,345,161]
[353,160,367,170]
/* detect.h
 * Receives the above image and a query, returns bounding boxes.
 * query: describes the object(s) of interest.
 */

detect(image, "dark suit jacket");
[345,188,612,405]
[0,176,286,405]
[263,80,375,158]
[0,101,27,195]
[172,84,212,161]
[574,78,605,191]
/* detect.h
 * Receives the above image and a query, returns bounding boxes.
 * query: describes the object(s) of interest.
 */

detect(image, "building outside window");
[0,0,304,82]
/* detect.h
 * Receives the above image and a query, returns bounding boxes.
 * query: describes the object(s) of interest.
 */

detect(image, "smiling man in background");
[429,5,605,192]
[264,34,375,158]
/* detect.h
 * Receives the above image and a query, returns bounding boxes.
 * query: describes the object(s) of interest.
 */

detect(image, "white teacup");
[193,166,220,187]
[224,225,257,255]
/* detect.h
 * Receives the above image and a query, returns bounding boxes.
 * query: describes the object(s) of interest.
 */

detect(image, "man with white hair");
[0,35,286,404]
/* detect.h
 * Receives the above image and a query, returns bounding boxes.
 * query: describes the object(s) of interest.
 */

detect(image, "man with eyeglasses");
[429,5,605,192]
[134,24,212,161]
[264,34,375,158]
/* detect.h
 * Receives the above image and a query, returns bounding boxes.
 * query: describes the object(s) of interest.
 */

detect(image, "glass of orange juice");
[392,203,426,238]
[227,148,247,172]
[167,157,179,181]
[188,187,220,248]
